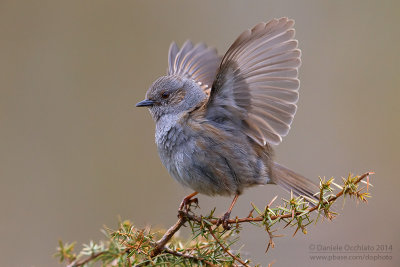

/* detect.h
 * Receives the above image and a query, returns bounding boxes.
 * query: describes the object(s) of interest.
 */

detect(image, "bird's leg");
[220,194,239,229]
[178,191,199,212]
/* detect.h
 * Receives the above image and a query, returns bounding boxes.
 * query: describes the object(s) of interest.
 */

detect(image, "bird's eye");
[161,92,170,99]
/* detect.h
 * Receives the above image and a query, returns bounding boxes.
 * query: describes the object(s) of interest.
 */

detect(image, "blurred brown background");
[0,0,399,266]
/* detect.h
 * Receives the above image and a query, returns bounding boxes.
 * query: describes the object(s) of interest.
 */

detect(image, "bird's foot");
[218,211,232,230]
[179,195,199,213]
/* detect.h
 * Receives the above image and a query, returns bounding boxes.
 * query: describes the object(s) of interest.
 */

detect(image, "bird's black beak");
[136,99,155,107]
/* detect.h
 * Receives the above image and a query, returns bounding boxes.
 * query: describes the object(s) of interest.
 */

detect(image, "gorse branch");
[56,172,373,266]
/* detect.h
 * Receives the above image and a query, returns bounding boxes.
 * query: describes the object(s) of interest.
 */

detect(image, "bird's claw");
[179,197,199,212]
[218,211,232,230]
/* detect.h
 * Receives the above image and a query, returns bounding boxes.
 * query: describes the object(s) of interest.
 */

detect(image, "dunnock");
[137,17,318,224]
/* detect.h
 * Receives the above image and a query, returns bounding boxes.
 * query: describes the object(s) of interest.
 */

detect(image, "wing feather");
[168,40,220,90]
[206,17,301,145]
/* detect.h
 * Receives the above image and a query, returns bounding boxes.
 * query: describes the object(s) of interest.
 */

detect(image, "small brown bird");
[137,17,318,224]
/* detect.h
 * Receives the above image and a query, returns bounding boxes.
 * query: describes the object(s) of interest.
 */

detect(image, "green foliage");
[56,220,240,266]
[56,172,372,266]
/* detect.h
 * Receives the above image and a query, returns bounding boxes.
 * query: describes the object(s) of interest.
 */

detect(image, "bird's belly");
[158,139,269,197]
[158,143,235,196]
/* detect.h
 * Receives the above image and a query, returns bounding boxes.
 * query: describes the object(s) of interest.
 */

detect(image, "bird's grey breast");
[155,114,193,187]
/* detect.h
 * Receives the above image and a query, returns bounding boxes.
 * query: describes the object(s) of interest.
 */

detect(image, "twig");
[67,251,105,267]
[265,227,279,253]
[180,172,373,225]
[150,214,186,257]
[163,247,218,267]
[207,226,250,267]
[322,172,373,205]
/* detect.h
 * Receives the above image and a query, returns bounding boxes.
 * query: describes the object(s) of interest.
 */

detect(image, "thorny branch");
[207,225,250,267]
[177,172,373,227]
[161,247,218,267]
[58,172,373,266]
[67,251,105,267]
[150,215,186,257]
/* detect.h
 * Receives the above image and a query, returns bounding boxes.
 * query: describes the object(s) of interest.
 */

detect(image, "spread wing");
[206,17,301,145]
[168,40,221,91]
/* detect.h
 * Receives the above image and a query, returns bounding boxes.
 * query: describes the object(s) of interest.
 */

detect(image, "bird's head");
[136,75,207,121]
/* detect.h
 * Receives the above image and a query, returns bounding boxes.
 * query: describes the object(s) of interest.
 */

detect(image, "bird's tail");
[271,162,320,206]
